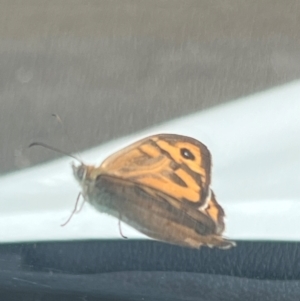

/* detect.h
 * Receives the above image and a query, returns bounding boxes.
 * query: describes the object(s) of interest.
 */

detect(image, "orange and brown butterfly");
[67,133,235,249]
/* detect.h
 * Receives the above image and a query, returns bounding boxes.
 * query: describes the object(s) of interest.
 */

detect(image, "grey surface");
[2,271,300,301]
[1,0,300,174]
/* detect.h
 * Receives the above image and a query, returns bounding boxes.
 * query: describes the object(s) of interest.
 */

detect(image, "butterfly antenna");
[28,142,82,163]
[51,113,82,161]
[61,192,83,227]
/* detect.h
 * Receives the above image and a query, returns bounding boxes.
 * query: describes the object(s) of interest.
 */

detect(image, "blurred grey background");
[1,0,300,174]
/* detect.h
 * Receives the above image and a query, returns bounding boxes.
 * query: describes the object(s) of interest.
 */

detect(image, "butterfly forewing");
[100,134,211,207]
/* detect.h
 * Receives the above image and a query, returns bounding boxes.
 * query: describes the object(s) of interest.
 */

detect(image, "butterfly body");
[73,134,235,249]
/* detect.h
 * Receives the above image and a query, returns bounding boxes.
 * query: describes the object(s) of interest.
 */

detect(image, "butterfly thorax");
[72,163,119,214]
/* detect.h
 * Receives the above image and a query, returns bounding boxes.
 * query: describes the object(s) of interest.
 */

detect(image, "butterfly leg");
[76,195,86,214]
[61,192,82,227]
[118,214,128,239]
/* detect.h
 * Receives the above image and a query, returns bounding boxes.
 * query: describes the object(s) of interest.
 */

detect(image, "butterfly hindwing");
[93,174,233,249]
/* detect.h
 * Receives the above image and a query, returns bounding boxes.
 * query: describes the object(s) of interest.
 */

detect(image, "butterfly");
[70,133,235,249]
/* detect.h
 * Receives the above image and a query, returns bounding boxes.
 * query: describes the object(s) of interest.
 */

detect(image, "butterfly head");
[72,162,105,200]
[72,163,88,183]
[72,163,93,198]
[72,162,102,185]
